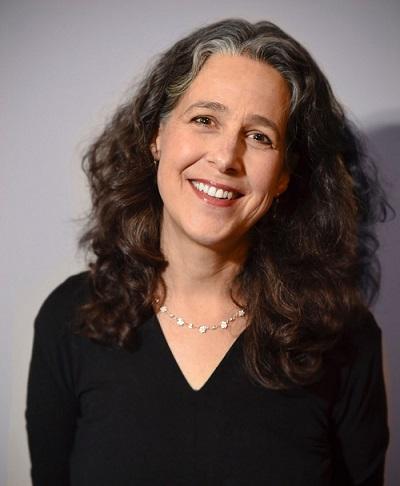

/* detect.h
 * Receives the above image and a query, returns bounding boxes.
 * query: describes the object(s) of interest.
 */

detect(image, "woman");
[26,18,390,485]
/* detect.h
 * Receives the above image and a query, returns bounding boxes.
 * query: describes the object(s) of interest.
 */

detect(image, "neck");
[157,223,249,314]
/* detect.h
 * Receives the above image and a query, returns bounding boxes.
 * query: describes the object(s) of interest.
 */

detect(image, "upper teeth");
[191,181,235,199]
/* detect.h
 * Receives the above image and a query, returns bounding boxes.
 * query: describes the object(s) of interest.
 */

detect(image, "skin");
[149,54,292,389]
[152,54,291,256]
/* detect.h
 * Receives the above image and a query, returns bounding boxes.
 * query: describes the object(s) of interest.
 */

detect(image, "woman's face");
[152,54,291,252]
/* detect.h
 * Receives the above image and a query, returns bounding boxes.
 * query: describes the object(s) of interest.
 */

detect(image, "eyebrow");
[183,100,281,141]
[184,100,227,113]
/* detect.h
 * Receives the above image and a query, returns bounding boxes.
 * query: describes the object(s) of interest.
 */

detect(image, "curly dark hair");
[74,18,392,390]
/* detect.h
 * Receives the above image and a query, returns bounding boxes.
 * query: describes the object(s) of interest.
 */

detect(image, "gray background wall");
[2,0,399,484]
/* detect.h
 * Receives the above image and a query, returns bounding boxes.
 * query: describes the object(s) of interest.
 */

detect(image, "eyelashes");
[190,116,274,147]
[248,132,273,146]
[192,116,213,126]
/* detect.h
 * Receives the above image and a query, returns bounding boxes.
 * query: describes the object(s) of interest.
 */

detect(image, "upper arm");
[331,313,390,485]
[25,275,85,485]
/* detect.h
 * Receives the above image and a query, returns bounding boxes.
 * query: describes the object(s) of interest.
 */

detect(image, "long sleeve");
[25,276,83,486]
[331,312,390,485]
[25,275,391,486]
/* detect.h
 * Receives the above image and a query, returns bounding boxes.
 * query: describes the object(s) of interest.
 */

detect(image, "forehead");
[175,54,290,119]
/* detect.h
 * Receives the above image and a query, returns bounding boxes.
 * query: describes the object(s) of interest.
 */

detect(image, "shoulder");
[34,271,91,340]
[325,308,386,405]
[327,309,382,365]
[309,309,383,399]
[38,271,90,310]
[342,309,383,365]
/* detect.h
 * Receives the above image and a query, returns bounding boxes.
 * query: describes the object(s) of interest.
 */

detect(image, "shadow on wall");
[365,119,400,486]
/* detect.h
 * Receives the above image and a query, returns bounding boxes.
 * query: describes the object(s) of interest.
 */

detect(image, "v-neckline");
[152,314,244,394]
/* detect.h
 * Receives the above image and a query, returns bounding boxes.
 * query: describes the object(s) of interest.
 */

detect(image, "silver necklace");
[153,298,246,334]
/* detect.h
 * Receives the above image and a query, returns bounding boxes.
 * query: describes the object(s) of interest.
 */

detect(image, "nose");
[207,131,244,173]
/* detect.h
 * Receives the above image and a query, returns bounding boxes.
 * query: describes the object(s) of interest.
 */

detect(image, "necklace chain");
[153,298,246,334]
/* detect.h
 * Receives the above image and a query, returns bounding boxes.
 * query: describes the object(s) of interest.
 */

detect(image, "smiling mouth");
[190,180,243,200]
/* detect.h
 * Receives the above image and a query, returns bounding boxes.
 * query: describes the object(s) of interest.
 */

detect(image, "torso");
[156,311,248,390]
[28,273,388,486]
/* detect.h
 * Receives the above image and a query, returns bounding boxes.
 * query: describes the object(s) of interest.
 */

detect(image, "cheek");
[249,170,278,199]
[249,153,287,195]
[246,167,283,219]
[160,131,203,171]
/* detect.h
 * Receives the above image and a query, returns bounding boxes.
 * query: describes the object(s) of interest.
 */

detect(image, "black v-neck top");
[25,272,389,485]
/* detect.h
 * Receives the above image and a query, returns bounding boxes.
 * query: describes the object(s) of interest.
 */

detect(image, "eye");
[248,132,274,147]
[191,116,214,127]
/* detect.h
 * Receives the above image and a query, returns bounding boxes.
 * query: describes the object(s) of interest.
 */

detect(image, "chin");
[186,227,248,253]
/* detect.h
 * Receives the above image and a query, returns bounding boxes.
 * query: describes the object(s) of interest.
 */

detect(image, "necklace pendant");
[176,317,185,326]
[220,320,228,329]
[199,325,208,334]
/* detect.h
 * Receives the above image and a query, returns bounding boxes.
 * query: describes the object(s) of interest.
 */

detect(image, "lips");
[189,178,244,198]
